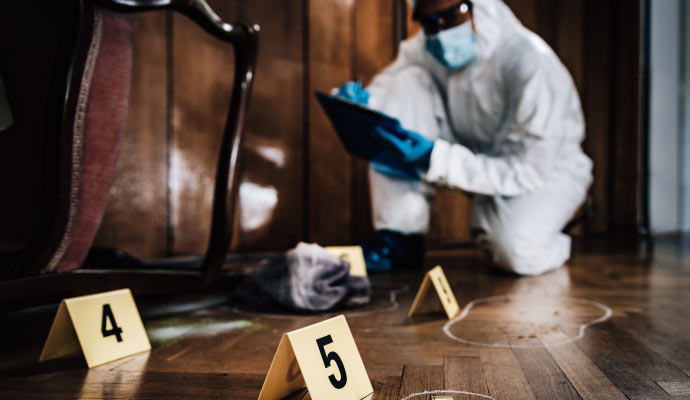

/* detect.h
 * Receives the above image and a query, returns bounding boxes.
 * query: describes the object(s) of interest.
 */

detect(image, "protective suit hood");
[467,0,522,60]
[409,0,523,62]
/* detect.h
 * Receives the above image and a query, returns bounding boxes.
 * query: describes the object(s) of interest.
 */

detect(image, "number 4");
[316,335,347,389]
[101,304,123,342]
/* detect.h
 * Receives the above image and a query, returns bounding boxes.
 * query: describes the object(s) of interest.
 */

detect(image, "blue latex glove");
[371,151,420,180]
[332,82,432,179]
[374,124,434,174]
[335,81,370,105]
[370,126,434,180]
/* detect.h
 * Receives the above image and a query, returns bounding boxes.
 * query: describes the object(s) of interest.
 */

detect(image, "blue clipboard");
[316,91,419,179]
[315,91,393,159]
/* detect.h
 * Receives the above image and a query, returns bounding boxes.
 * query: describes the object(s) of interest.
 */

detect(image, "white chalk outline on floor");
[442,295,612,349]
[230,286,409,319]
[400,389,496,400]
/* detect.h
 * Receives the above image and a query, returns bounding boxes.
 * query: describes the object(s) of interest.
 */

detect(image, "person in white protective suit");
[338,0,592,276]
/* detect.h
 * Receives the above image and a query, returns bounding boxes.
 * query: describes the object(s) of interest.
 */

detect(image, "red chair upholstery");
[47,10,132,272]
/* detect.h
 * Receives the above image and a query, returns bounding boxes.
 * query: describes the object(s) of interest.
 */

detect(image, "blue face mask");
[425,21,477,69]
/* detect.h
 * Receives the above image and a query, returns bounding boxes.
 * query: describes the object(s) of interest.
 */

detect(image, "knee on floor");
[483,229,566,276]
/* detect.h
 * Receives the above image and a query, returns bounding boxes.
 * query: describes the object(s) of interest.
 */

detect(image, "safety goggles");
[413,0,473,35]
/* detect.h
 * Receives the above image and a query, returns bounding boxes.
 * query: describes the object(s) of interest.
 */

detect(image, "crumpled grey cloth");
[0,74,12,132]
[234,242,371,311]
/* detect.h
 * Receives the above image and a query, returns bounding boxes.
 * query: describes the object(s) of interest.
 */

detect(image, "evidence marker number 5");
[258,315,373,400]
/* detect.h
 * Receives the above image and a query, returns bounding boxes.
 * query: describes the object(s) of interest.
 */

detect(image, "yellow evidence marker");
[258,315,373,400]
[408,265,460,320]
[325,246,367,276]
[39,288,151,368]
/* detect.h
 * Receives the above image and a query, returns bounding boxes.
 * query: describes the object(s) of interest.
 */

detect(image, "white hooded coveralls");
[366,0,593,276]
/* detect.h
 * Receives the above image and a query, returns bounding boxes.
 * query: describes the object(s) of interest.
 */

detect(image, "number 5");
[316,335,347,389]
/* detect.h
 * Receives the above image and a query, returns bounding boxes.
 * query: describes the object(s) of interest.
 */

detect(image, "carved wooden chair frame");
[0,0,258,312]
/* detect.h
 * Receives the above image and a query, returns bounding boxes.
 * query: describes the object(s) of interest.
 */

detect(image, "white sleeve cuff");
[422,139,455,186]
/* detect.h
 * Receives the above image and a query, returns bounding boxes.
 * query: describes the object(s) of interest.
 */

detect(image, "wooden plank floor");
[1,237,690,399]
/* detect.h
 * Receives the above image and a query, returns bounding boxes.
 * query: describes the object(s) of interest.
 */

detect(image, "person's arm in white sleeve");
[423,42,579,196]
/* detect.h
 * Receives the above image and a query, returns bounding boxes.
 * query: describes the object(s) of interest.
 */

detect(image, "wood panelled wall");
[94,0,641,259]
